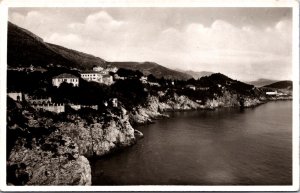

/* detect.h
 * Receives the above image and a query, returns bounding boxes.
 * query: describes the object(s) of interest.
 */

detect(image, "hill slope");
[180,70,214,79]
[107,62,192,80]
[7,22,106,70]
[262,81,292,90]
[8,22,191,80]
[246,78,279,88]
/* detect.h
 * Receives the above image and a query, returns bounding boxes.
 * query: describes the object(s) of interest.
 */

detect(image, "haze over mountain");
[7,22,191,80]
[262,80,293,90]
[178,70,214,79]
[246,78,281,88]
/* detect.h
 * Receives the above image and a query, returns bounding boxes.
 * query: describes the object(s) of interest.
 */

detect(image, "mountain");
[246,78,279,87]
[7,22,106,70]
[7,21,191,80]
[107,62,192,80]
[182,70,214,79]
[262,80,292,90]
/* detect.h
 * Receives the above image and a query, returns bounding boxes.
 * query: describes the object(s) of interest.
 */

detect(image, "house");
[80,71,103,83]
[106,67,118,73]
[110,98,118,107]
[266,91,278,96]
[52,73,79,87]
[93,66,104,72]
[114,74,125,80]
[7,92,23,101]
[28,97,52,105]
[198,87,209,91]
[148,82,160,87]
[140,76,148,84]
[29,64,34,71]
[32,103,65,113]
[102,75,114,85]
[186,85,196,90]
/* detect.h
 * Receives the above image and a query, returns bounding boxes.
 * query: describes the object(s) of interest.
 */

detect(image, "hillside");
[8,22,106,70]
[262,81,292,90]
[109,61,192,80]
[8,21,191,80]
[181,70,214,79]
[246,78,279,88]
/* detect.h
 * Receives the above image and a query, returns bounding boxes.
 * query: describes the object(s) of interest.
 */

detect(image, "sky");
[8,7,292,81]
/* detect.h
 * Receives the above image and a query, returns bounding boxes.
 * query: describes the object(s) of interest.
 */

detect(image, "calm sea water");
[91,101,292,185]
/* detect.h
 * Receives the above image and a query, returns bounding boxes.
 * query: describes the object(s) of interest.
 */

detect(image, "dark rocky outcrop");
[7,99,135,185]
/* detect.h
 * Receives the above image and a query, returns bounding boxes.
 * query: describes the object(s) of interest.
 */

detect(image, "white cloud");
[46,33,84,47]
[9,9,292,81]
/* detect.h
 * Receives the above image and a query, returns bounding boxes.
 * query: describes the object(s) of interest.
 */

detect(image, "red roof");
[53,73,78,79]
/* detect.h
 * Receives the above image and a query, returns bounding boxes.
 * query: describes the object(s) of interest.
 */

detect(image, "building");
[80,71,103,83]
[93,66,104,72]
[266,91,278,96]
[140,76,148,84]
[28,97,52,105]
[110,98,118,107]
[198,87,209,91]
[106,67,118,73]
[102,75,114,85]
[7,92,23,101]
[32,103,65,113]
[186,85,196,90]
[52,73,79,87]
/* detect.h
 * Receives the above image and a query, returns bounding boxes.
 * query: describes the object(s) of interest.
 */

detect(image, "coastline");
[6,94,292,185]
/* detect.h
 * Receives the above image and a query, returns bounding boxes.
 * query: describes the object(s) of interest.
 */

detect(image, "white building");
[103,75,114,85]
[7,92,23,101]
[186,85,196,90]
[52,73,79,87]
[93,66,104,72]
[80,71,103,83]
[266,91,278,96]
[140,76,148,84]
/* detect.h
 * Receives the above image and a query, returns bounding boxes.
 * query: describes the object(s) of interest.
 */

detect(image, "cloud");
[46,33,84,47]
[9,9,292,81]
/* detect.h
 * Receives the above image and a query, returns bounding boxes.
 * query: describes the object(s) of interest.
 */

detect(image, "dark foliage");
[111,79,148,109]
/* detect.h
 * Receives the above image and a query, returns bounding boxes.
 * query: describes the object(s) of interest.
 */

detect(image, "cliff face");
[128,91,266,125]
[8,133,91,185]
[129,95,201,125]
[7,100,135,185]
[56,108,136,157]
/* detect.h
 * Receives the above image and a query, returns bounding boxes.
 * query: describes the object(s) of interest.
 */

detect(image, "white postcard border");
[0,0,299,191]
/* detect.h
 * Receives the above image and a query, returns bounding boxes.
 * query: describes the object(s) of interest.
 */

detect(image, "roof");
[53,73,78,79]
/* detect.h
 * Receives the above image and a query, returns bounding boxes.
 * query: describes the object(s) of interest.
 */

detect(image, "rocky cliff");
[56,108,135,157]
[7,100,136,185]
[129,94,201,125]
[128,90,267,125]
[8,133,91,185]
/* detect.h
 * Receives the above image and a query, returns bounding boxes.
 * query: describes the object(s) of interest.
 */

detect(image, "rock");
[134,129,144,139]
[57,108,136,157]
[7,133,91,185]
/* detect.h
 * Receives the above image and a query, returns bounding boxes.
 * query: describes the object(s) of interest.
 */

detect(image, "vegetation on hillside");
[262,81,293,90]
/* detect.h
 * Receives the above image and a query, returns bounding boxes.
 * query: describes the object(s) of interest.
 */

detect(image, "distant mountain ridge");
[246,78,280,87]
[7,21,191,80]
[262,80,292,90]
[110,62,192,80]
[181,70,214,79]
